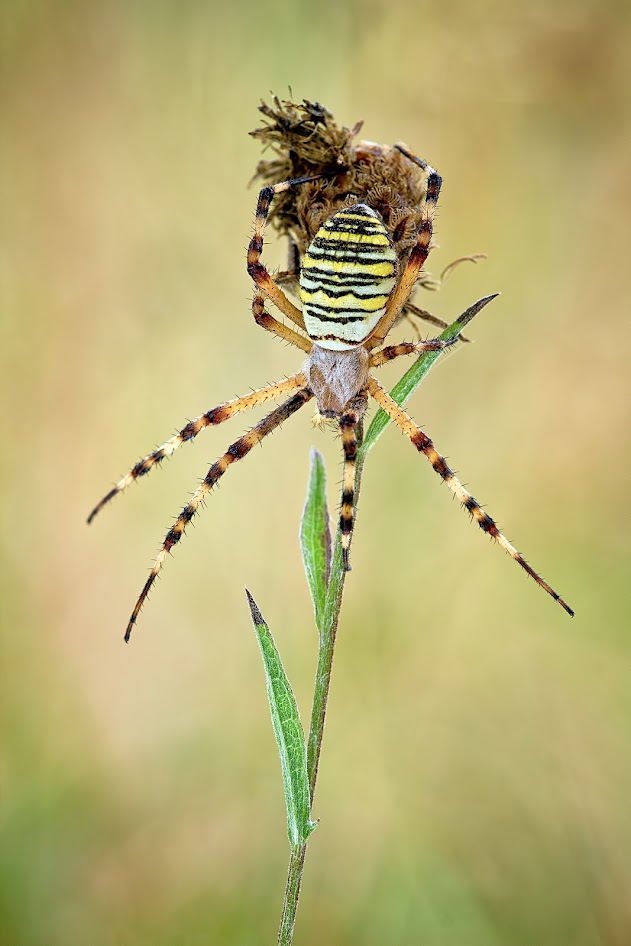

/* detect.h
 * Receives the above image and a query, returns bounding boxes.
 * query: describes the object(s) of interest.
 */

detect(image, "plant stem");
[306,535,346,793]
[277,845,307,945]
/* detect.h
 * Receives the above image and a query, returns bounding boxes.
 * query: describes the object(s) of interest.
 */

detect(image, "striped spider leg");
[122,386,313,641]
[364,376,575,616]
[364,144,442,350]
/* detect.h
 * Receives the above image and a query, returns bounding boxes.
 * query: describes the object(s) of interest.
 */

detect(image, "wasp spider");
[89,146,573,639]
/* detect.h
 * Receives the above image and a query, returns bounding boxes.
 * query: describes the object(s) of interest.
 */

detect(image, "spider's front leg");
[339,393,368,570]
[247,173,339,331]
[367,145,442,350]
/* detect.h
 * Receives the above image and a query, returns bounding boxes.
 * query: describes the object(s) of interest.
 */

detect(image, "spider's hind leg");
[366,376,574,617]
[252,291,311,353]
[400,300,472,343]
[124,387,313,640]
[339,394,368,570]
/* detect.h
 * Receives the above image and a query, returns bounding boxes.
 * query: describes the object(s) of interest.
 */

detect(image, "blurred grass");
[1,0,631,943]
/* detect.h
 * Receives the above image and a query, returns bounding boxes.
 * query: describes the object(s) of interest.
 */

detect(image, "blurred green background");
[2,1,630,943]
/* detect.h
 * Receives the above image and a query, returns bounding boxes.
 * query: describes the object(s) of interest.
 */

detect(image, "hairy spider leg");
[87,373,307,524]
[251,291,312,353]
[366,146,442,349]
[369,335,458,369]
[247,174,339,332]
[339,395,368,569]
[366,377,574,617]
[124,388,313,641]
[401,300,471,342]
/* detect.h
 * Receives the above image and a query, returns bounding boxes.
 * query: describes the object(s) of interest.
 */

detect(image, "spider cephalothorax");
[89,141,573,640]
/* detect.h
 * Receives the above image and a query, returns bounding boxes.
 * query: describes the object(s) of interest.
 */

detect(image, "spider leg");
[287,238,301,274]
[339,394,368,570]
[274,269,299,289]
[252,291,311,353]
[370,335,458,369]
[124,387,313,641]
[366,376,574,617]
[273,269,302,322]
[366,145,441,349]
[399,300,471,343]
[87,373,307,524]
[247,174,338,330]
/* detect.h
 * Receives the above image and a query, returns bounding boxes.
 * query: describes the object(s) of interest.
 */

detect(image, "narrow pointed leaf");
[246,590,317,850]
[300,449,331,630]
[362,294,499,455]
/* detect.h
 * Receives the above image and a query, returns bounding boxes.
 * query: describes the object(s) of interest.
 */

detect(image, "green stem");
[306,530,348,794]
[277,845,307,945]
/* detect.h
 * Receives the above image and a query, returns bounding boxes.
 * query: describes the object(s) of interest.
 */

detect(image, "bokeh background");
[2,1,631,943]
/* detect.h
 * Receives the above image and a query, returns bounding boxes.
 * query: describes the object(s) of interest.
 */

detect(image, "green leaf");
[246,590,317,850]
[300,449,331,631]
[362,294,499,456]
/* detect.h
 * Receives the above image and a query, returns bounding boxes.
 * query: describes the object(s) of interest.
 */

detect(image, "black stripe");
[310,333,357,341]
[307,247,395,265]
[306,301,376,316]
[312,236,389,254]
[302,285,388,301]
[305,309,369,324]
[303,270,387,288]
[337,207,377,219]
[326,217,380,228]
[323,221,381,236]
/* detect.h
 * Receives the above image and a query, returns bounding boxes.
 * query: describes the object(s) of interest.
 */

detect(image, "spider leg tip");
[86,502,104,525]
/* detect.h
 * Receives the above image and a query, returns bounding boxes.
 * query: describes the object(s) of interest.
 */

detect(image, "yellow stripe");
[299,290,390,312]
[302,254,395,277]
[320,229,390,245]
[334,211,379,222]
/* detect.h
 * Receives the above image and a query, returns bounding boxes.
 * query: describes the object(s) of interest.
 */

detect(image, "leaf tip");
[456,292,500,330]
[245,587,264,627]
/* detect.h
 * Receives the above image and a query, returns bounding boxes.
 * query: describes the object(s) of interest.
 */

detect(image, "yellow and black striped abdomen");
[299,204,397,350]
